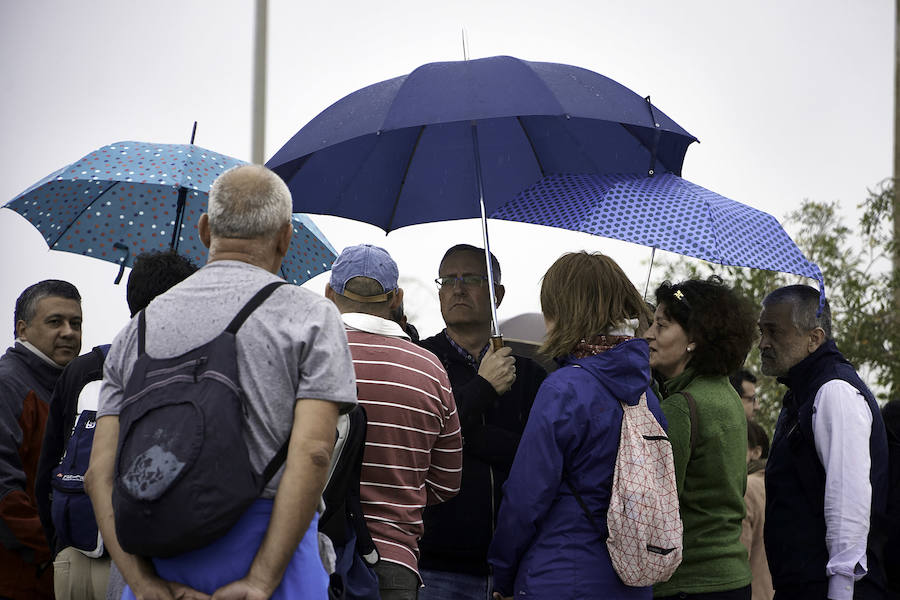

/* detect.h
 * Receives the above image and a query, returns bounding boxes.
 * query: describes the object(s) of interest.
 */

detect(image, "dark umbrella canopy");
[491,172,825,297]
[4,141,336,285]
[268,55,698,232]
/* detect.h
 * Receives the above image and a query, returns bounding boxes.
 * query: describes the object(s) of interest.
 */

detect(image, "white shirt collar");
[340,313,410,340]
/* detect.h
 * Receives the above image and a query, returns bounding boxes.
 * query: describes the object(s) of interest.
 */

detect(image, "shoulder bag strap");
[565,477,606,538]
[226,281,288,334]
[137,310,147,356]
[682,391,699,454]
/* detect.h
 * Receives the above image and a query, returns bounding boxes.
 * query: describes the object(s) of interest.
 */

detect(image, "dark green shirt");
[653,367,751,596]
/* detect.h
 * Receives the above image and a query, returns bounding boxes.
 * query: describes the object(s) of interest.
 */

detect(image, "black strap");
[261,438,290,486]
[226,281,287,334]
[234,281,289,485]
[137,309,147,356]
[682,391,699,454]
[565,478,606,538]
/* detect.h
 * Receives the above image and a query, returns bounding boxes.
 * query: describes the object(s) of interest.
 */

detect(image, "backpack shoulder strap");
[137,310,147,356]
[226,281,287,334]
[565,477,605,538]
[261,438,290,486]
[681,391,699,454]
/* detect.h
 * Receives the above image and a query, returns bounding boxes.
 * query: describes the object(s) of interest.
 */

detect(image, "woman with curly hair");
[488,252,665,600]
[643,278,756,600]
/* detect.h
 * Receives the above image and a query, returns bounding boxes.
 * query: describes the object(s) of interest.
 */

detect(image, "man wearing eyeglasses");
[729,369,759,420]
[417,244,547,600]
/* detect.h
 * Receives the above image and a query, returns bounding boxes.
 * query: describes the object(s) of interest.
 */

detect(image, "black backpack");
[113,281,289,557]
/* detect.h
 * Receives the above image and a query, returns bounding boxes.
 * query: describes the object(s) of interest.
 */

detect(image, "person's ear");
[494,283,505,307]
[15,319,28,340]
[198,214,211,249]
[274,221,293,258]
[807,327,826,353]
[749,445,762,461]
[390,288,404,311]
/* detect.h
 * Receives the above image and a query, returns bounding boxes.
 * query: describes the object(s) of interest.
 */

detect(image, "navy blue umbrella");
[268,55,696,232]
[268,55,697,339]
[491,172,825,301]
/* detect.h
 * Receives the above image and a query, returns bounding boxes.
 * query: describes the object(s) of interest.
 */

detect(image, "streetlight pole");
[252,0,268,165]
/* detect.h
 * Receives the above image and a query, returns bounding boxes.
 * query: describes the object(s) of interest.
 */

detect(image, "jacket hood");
[563,338,651,406]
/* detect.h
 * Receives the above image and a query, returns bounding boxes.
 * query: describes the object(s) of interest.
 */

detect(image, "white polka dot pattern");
[3,141,335,285]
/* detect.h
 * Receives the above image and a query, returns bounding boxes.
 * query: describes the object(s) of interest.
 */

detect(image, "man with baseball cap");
[326,244,462,600]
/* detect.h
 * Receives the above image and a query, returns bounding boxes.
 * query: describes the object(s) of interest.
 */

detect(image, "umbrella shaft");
[472,122,503,340]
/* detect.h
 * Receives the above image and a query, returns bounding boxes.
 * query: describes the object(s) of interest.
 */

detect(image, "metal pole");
[892,0,900,396]
[643,247,657,300]
[471,122,503,348]
[251,0,267,165]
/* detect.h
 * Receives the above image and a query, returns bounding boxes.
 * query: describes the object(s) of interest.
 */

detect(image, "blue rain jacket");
[488,338,665,599]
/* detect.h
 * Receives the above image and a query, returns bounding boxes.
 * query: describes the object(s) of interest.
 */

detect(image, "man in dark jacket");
[417,245,546,599]
[760,285,889,600]
[0,279,82,600]
[35,251,197,600]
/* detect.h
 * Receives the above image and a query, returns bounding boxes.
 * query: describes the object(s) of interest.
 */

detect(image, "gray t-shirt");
[98,260,357,496]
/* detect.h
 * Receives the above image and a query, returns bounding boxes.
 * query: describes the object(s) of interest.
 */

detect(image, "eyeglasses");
[435,275,489,289]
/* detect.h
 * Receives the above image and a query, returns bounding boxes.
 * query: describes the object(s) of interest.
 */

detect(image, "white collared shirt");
[811,379,873,600]
[340,312,410,340]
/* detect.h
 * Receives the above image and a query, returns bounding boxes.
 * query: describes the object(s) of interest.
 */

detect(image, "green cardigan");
[653,367,751,597]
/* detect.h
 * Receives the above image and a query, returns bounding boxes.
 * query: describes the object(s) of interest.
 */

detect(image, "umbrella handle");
[113,242,130,285]
[490,336,504,351]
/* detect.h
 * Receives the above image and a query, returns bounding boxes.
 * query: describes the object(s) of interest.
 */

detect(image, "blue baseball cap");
[329,244,399,302]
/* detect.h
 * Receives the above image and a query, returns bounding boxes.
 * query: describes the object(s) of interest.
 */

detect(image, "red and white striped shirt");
[343,314,462,577]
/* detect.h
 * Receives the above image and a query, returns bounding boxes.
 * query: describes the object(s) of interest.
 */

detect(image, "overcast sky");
[0,1,893,349]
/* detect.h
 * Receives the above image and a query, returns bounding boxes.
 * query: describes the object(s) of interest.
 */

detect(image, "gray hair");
[762,284,832,340]
[14,279,81,336]
[207,165,292,238]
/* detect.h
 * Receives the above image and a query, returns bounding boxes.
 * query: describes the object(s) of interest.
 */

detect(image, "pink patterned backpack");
[567,391,683,587]
[605,391,683,585]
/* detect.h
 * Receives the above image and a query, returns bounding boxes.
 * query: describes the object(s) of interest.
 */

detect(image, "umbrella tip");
[461,28,469,61]
[190,121,198,145]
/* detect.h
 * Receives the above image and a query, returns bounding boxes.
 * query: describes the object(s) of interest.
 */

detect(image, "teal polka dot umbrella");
[3,141,336,285]
[492,172,825,300]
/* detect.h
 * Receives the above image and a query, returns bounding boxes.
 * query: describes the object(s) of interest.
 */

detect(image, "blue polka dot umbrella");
[491,172,825,300]
[3,141,336,285]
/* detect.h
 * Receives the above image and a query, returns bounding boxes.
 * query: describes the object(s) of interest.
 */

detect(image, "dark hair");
[729,369,757,394]
[126,251,198,316]
[540,252,651,359]
[654,277,756,377]
[14,280,81,335]
[762,284,831,340]
[440,244,501,283]
[747,419,770,459]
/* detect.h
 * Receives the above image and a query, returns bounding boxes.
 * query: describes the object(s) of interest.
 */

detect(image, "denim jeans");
[418,568,493,600]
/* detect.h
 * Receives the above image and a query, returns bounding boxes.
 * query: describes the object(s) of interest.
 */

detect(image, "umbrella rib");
[618,123,672,174]
[386,125,426,232]
[515,117,546,177]
[46,180,120,248]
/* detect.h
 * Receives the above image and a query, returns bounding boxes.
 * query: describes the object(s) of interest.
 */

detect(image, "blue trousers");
[122,499,327,599]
